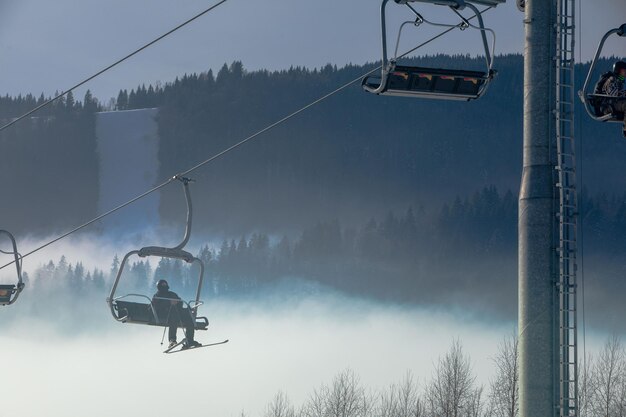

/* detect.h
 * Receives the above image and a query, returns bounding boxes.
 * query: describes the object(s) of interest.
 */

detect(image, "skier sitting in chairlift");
[152,279,201,350]
[596,60,626,137]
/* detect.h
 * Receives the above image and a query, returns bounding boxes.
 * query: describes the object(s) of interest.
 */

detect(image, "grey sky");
[0,0,623,102]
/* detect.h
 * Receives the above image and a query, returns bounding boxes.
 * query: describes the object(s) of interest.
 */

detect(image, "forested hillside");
[0,55,623,239]
[0,91,100,234]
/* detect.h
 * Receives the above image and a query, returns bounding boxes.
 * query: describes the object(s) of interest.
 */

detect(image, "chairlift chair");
[362,0,505,101]
[0,230,24,306]
[578,23,626,123]
[106,177,208,332]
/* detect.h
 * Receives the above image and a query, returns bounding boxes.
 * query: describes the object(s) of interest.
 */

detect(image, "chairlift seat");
[0,284,16,305]
[113,300,209,330]
[363,65,493,100]
[585,94,625,122]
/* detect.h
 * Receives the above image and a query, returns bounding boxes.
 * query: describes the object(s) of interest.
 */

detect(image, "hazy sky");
[0,0,623,102]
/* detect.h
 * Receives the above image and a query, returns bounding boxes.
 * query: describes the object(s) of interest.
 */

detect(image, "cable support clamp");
[173,175,196,184]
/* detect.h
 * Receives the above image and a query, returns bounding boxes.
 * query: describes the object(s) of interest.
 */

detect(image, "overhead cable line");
[0,6,492,271]
[0,0,229,134]
[577,0,588,396]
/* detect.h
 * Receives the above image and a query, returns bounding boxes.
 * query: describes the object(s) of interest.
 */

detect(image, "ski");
[164,339,229,354]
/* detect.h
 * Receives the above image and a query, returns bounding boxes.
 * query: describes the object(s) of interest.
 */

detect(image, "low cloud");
[5,296,517,417]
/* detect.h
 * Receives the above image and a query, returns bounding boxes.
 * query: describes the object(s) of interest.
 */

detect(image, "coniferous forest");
[1,55,626,326]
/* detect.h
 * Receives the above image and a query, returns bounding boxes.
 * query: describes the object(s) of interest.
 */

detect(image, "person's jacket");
[602,74,626,97]
[152,289,182,321]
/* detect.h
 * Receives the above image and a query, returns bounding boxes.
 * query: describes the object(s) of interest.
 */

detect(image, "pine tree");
[110,255,120,280]
[65,91,75,111]
[116,90,128,110]
[83,90,99,113]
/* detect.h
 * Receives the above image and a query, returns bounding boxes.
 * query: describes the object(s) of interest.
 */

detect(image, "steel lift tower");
[519,0,578,416]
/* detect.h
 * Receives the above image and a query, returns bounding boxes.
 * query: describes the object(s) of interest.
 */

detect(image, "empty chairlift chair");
[578,23,626,123]
[362,0,506,101]
[0,230,25,306]
[106,177,208,333]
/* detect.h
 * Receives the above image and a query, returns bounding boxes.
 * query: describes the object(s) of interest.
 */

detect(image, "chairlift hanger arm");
[172,175,194,251]
[404,3,424,21]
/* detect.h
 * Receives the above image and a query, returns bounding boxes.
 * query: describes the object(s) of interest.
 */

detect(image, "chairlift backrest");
[0,230,24,306]
[578,23,626,123]
[112,298,208,330]
[362,0,502,100]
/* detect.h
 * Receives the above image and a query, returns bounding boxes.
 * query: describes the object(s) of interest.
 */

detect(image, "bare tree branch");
[426,339,477,417]
[264,391,298,417]
[590,334,625,417]
[302,369,371,417]
[488,333,519,417]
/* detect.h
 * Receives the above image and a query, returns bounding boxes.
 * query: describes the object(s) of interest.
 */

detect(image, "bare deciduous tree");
[264,391,298,417]
[396,372,425,417]
[578,353,594,417]
[590,335,625,417]
[376,383,398,417]
[303,369,372,417]
[376,371,424,417]
[489,333,519,417]
[466,386,491,417]
[426,339,477,417]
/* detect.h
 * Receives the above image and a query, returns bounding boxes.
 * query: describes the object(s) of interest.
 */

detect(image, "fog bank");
[5,296,520,417]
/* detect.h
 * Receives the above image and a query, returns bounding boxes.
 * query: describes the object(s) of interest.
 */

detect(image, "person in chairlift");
[598,60,626,137]
[152,279,201,349]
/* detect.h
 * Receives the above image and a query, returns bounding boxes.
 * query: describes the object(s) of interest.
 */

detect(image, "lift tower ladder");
[555,0,578,415]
